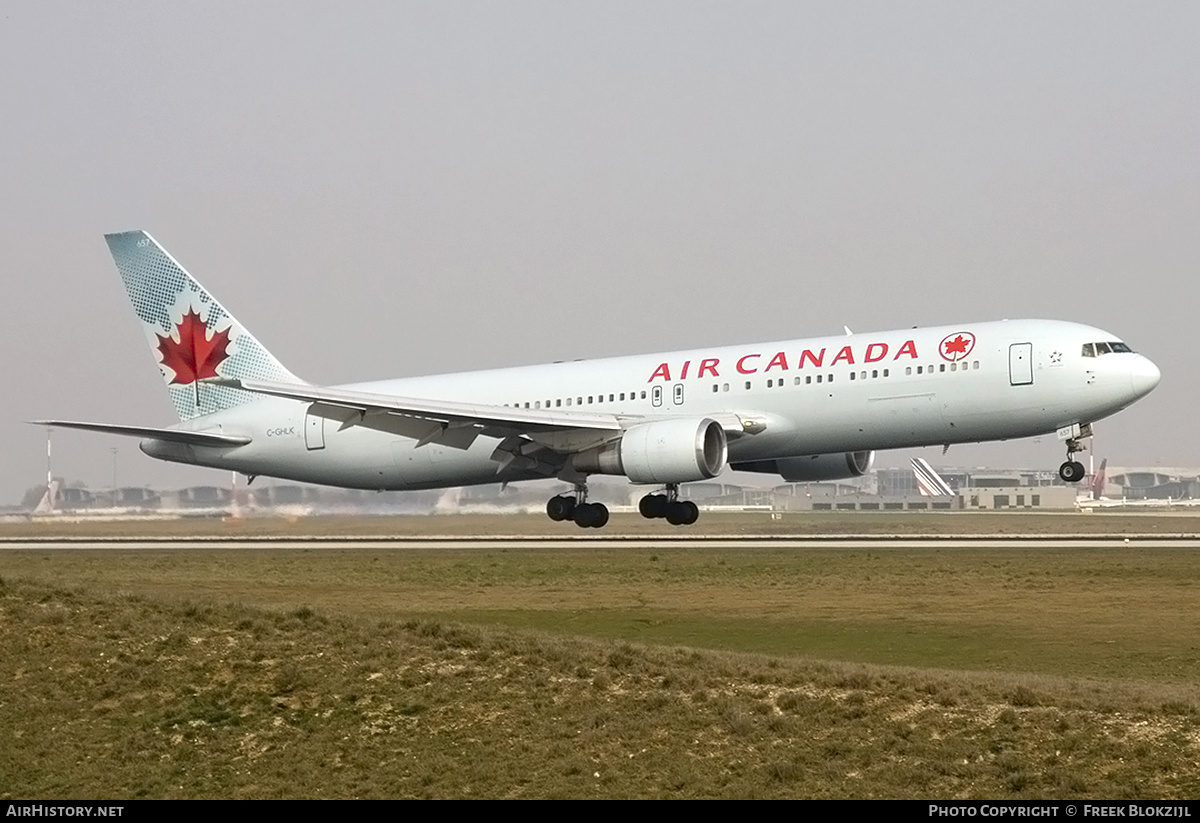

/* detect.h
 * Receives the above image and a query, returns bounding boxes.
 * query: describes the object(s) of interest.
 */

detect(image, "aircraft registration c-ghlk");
[37,231,1161,528]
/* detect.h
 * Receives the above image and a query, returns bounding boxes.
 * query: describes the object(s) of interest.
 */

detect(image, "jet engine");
[732,451,875,482]
[573,417,728,484]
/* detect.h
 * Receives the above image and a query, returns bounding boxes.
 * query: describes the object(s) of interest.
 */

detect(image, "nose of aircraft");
[1130,355,1161,398]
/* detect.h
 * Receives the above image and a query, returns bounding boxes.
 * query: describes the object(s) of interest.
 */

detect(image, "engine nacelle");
[573,417,728,484]
[732,451,875,482]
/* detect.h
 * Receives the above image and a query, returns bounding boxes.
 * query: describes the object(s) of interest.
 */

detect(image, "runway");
[4,534,1200,550]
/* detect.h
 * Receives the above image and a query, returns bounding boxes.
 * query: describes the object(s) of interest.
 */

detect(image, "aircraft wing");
[208,377,631,453]
[211,378,762,456]
[29,420,252,447]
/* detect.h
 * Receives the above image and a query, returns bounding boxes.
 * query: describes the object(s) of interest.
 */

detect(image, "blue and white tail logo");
[106,231,300,421]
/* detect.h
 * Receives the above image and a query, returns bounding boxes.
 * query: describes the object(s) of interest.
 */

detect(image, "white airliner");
[37,231,1161,527]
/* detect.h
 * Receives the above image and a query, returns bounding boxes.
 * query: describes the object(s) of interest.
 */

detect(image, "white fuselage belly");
[156,319,1156,491]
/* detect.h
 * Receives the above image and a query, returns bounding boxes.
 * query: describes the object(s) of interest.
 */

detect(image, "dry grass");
[5,509,1200,539]
[3,522,1200,798]
[0,578,1197,799]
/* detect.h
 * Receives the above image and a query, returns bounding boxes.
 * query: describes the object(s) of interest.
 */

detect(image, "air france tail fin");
[105,231,301,421]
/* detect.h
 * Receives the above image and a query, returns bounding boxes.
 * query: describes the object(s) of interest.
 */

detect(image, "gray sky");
[2,1,1197,504]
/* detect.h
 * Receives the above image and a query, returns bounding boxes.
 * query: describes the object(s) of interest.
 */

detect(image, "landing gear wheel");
[573,502,609,529]
[639,493,667,519]
[666,501,699,526]
[546,495,576,522]
[680,500,699,525]
[1058,461,1086,483]
[640,487,700,526]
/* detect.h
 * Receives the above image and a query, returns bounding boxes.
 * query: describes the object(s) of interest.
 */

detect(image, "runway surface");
[4,534,1200,550]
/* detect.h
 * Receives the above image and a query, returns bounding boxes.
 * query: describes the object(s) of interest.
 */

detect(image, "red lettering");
[798,348,825,368]
[680,360,691,379]
[698,358,720,378]
[765,351,788,372]
[893,340,918,360]
[649,362,671,382]
[736,353,761,374]
[864,342,888,363]
[831,345,855,366]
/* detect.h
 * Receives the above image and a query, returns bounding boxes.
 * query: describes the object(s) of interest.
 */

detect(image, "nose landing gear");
[1057,423,1092,483]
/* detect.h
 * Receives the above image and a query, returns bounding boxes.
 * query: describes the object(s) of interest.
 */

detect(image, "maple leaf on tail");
[156,308,233,385]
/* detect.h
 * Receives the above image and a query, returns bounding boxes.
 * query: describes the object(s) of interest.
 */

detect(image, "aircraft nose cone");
[1130,355,1161,398]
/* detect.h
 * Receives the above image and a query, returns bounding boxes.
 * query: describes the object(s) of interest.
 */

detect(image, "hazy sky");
[2,1,1197,504]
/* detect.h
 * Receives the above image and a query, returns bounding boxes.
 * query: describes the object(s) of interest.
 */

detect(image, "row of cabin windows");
[507,360,982,409]
[505,391,647,409]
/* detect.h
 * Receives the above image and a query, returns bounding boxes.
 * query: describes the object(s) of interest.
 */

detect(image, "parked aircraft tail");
[1090,458,1108,500]
[911,457,954,496]
[105,231,300,420]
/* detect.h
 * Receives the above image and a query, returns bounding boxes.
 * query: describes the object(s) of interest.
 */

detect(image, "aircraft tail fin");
[911,457,954,496]
[1090,458,1108,500]
[105,231,301,421]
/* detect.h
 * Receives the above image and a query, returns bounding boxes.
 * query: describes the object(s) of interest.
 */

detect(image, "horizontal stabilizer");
[29,420,251,447]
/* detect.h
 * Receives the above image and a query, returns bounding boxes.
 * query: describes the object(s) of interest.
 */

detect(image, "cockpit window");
[1082,341,1134,358]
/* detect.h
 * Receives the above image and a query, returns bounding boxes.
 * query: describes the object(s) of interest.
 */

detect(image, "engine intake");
[573,417,728,484]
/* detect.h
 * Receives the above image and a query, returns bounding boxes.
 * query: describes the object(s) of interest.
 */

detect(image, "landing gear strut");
[639,484,700,526]
[1058,425,1091,484]
[546,483,609,529]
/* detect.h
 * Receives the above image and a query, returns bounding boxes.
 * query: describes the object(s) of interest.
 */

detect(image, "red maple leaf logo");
[939,331,975,361]
[944,335,969,354]
[155,308,232,385]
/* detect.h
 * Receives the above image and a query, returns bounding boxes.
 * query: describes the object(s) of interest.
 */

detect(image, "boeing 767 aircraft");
[37,231,1161,527]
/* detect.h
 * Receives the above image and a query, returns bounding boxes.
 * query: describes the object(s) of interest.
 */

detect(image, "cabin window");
[939,364,946,373]
[816,375,822,384]
[712,384,719,393]
[723,383,730,392]
[883,369,889,377]
[906,367,912,375]
[744,381,751,390]
[917,366,923,375]
[806,376,812,385]
[849,373,856,381]
[565,397,571,406]
[555,399,561,407]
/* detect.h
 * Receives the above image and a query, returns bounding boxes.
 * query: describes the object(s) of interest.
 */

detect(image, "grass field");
[6,509,1200,538]
[2,512,1198,798]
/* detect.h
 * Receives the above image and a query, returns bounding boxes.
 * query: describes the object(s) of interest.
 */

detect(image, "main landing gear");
[639,484,699,526]
[546,484,609,529]
[1058,424,1092,483]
